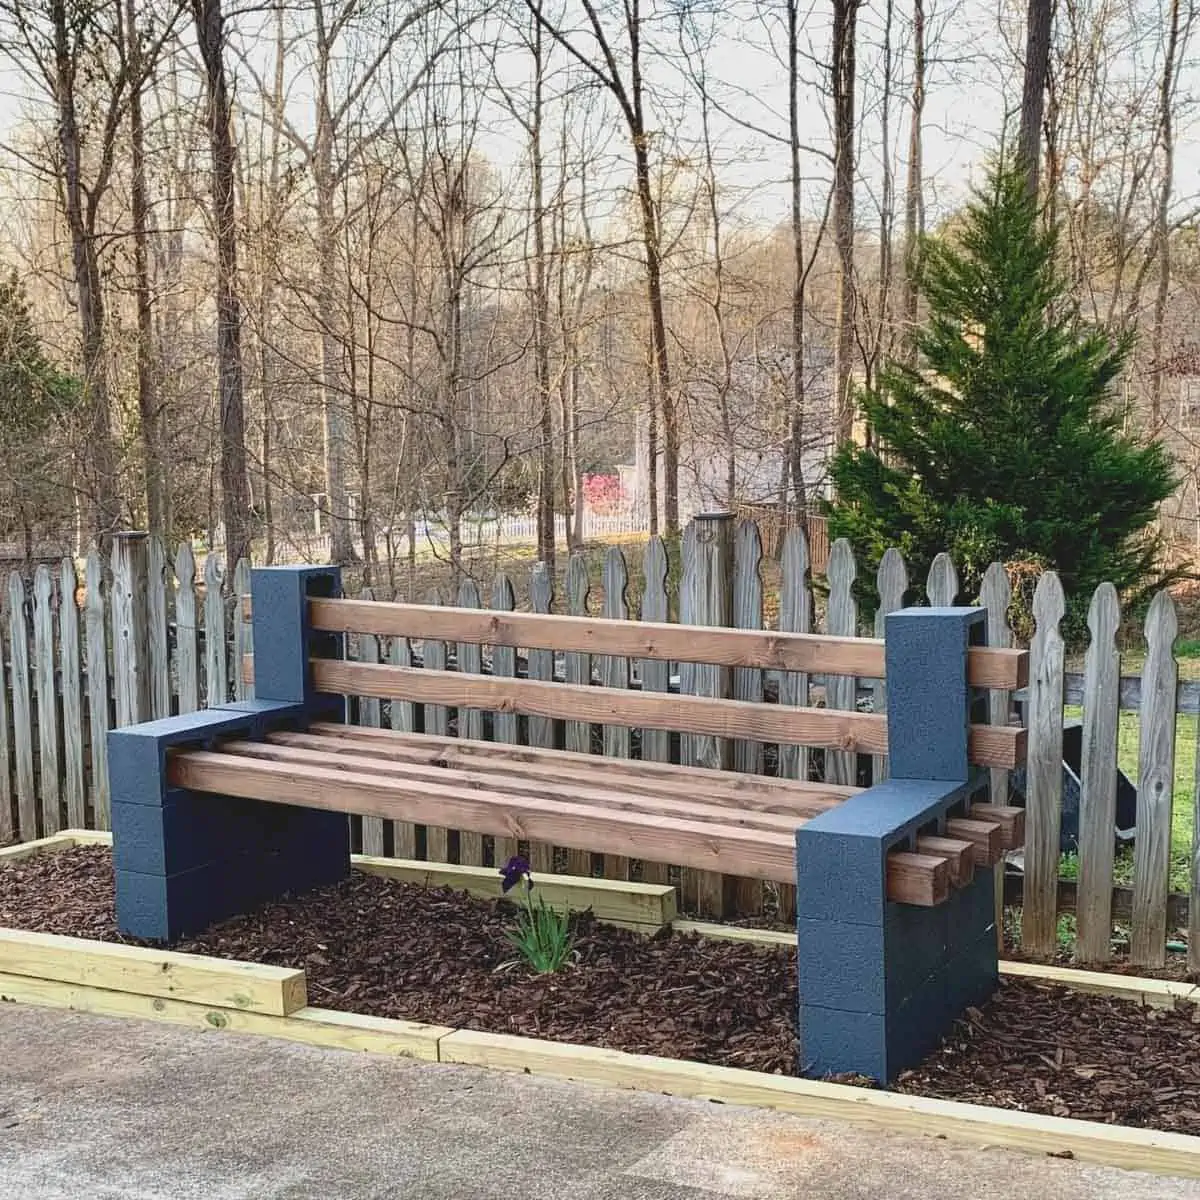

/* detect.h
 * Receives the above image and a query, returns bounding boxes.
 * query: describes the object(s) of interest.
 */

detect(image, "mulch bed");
[2,846,1199,1138]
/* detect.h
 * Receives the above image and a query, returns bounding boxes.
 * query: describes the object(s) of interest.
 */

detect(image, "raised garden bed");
[2,841,1199,1149]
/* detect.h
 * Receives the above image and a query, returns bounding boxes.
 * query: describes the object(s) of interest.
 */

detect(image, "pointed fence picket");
[1,525,1195,978]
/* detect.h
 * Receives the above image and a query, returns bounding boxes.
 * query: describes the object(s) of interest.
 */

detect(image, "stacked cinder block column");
[111,566,350,942]
[794,607,998,1083]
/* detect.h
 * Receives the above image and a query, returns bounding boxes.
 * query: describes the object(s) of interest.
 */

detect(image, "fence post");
[682,511,734,918]
[111,532,151,728]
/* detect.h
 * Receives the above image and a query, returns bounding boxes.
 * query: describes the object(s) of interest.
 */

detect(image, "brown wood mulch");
[2,846,1198,1138]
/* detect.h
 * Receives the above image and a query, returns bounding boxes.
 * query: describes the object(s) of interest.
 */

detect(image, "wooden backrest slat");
[240,654,1025,769]
[299,596,1027,690]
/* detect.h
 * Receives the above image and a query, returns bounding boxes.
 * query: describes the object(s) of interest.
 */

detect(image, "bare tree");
[192,0,252,568]
[831,0,861,444]
[900,0,925,346]
[526,0,680,533]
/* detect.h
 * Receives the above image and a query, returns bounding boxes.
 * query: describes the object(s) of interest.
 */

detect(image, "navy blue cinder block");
[794,607,1003,1085]
[250,566,343,706]
[884,607,984,782]
[116,859,249,942]
[108,710,259,807]
[111,790,239,876]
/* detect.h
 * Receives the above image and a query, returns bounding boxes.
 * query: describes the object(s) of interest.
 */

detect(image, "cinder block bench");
[108,566,1028,1083]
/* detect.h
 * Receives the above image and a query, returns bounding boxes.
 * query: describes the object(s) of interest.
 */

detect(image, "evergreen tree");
[825,161,1178,627]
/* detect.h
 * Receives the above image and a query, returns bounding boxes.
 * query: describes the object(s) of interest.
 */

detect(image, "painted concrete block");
[884,607,983,782]
[108,711,258,807]
[251,566,342,705]
[797,908,947,1012]
[115,860,246,943]
[795,777,971,925]
[111,791,237,876]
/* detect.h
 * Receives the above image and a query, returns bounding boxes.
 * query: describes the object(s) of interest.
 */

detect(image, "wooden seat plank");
[272,729,850,816]
[221,738,824,830]
[168,749,799,884]
[307,722,861,804]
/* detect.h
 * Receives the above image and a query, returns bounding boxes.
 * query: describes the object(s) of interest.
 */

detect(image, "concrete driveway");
[1,1004,1197,1200]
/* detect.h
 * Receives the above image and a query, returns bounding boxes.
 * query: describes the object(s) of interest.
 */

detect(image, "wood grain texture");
[389,625,416,858]
[232,558,253,704]
[564,554,596,878]
[776,527,812,784]
[0,596,12,842]
[873,548,909,783]
[915,836,975,886]
[730,520,765,915]
[1131,591,1178,968]
[306,723,859,808]
[944,817,1004,866]
[84,550,110,826]
[639,537,671,767]
[112,536,150,726]
[148,537,172,718]
[886,852,949,906]
[527,564,556,753]
[1076,582,1121,965]
[980,560,1013,956]
[173,543,200,715]
[250,654,1023,767]
[356,586,385,858]
[823,540,858,787]
[598,547,631,881]
[203,554,228,707]
[1191,709,1200,974]
[9,573,35,840]
[925,552,959,607]
[967,803,1025,849]
[420,589,448,863]
[1022,571,1066,955]
[32,566,60,835]
[223,739,825,831]
[169,750,799,884]
[0,927,306,1015]
[455,579,484,867]
[564,554,594,758]
[488,574,519,866]
[774,527,811,925]
[304,596,1025,689]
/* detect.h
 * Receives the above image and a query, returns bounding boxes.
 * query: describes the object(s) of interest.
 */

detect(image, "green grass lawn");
[1060,708,1195,894]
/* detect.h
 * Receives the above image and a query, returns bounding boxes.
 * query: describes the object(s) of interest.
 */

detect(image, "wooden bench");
[109,565,1029,1084]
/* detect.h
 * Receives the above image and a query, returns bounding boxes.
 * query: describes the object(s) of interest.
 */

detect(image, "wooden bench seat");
[167,723,1024,906]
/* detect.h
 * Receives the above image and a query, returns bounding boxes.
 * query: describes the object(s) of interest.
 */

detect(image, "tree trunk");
[788,0,809,525]
[314,98,356,565]
[632,137,677,533]
[51,0,119,548]
[193,0,252,569]
[1017,0,1053,196]
[1149,0,1184,432]
[530,21,556,572]
[831,0,859,446]
[901,0,926,352]
[125,0,166,538]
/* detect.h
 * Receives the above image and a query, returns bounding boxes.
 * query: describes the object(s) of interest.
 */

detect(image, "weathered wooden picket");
[0,520,1196,975]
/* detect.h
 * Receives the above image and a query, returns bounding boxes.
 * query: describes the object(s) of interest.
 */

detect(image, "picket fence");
[0,519,1195,974]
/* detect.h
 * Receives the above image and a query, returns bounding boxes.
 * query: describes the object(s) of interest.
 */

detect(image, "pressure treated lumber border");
[240,657,1028,770]
[352,855,677,929]
[0,971,448,1060]
[0,928,307,1015]
[670,920,1200,1011]
[301,597,1030,690]
[438,1030,1200,1178]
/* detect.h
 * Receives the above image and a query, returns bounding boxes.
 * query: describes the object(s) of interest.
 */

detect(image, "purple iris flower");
[499,855,533,893]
